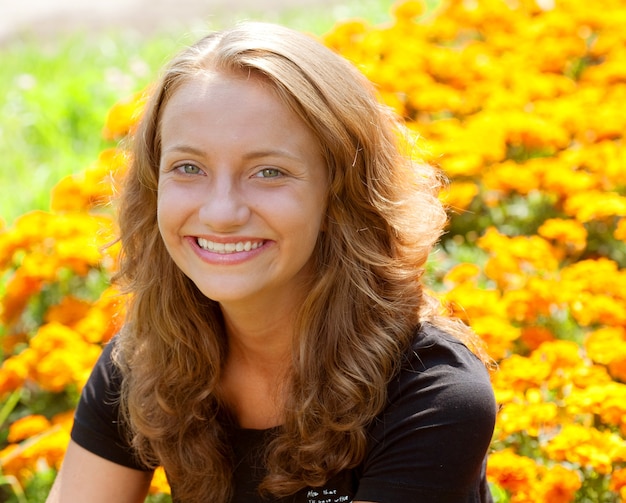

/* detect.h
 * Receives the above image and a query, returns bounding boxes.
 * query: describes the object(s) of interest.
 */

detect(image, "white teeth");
[197,238,262,254]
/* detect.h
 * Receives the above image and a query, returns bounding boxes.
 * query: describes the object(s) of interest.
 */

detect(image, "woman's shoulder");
[403,321,491,375]
[375,320,497,449]
[355,323,496,501]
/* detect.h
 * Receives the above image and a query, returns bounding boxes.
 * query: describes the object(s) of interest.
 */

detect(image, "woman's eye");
[256,167,282,178]
[176,163,202,175]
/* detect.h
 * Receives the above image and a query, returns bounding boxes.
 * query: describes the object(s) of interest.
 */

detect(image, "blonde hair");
[113,21,484,502]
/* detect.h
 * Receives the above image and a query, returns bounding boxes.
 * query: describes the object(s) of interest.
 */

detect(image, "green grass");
[0,0,396,225]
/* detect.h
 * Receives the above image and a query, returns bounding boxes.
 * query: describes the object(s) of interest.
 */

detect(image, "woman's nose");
[198,175,251,231]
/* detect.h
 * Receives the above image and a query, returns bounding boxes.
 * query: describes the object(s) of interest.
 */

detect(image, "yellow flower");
[439,181,479,211]
[585,327,626,366]
[478,228,560,290]
[7,415,51,443]
[30,322,102,392]
[149,466,172,495]
[482,160,542,196]
[442,262,482,286]
[74,288,126,344]
[567,382,626,433]
[537,218,588,259]
[392,0,424,21]
[101,88,149,141]
[543,424,626,474]
[491,354,552,397]
[503,278,562,323]
[497,400,559,438]
[564,190,626,222]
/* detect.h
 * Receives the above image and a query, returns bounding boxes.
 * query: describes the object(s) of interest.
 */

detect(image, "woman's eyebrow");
[161,144,206,157]
[241,148,304,162]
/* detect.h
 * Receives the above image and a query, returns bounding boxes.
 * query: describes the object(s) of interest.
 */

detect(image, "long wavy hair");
[113,21,487,502]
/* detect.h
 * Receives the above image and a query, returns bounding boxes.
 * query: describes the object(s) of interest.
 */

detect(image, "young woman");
[47,22,496,503]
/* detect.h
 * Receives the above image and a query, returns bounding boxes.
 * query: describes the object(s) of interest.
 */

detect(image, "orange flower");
[102,88,149,141]
[50,148,129,212]
[539,465,581,503]
[0,350,37,396]
[615,218,626,242]
[30,323,102,392]
[7,415,51,443]
[487,449,541,495]
[610,467,626,495]
[45,296,92,327]
[520,326,555,351]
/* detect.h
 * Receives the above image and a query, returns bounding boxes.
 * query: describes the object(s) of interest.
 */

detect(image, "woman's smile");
[196,238,265,254]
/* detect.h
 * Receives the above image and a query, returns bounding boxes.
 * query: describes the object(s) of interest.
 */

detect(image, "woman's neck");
[218,304,296,429]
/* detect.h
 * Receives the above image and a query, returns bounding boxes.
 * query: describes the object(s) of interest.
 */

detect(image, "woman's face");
[157,72,328,313]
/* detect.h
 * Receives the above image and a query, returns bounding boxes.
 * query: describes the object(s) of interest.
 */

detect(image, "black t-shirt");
[72,323,496,502]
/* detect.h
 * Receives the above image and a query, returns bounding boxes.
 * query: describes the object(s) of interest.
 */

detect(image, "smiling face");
[157,72,328,314]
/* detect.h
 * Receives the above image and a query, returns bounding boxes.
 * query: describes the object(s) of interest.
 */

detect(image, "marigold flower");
[101,88,149,141]
[322,19,370,53]
[482,160,542,196]
[519,326,555,351]
[150,466,172,495]
[470,315,521,360]
[50,148,129,212]
[543,424,626,474]
[567,382,626,432]
[439,181,479,212]
[539,464,582,503]
[503,279,562,323]
[442,262,482,286]
[7,415,51,443]
[0,350,36,396]
[30,322,102,392]
[530,340,583,373]
[478,228,560,289]
[491,354,552,396]
[615,218,626,242]
[487,449,541,495]
[497,400,559,439]
[585,327,626,366]
[564,190,626,222]
[537,218,588,258]
[44,296,92,327]
[1,271,45,325]
[610,467,626,494]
